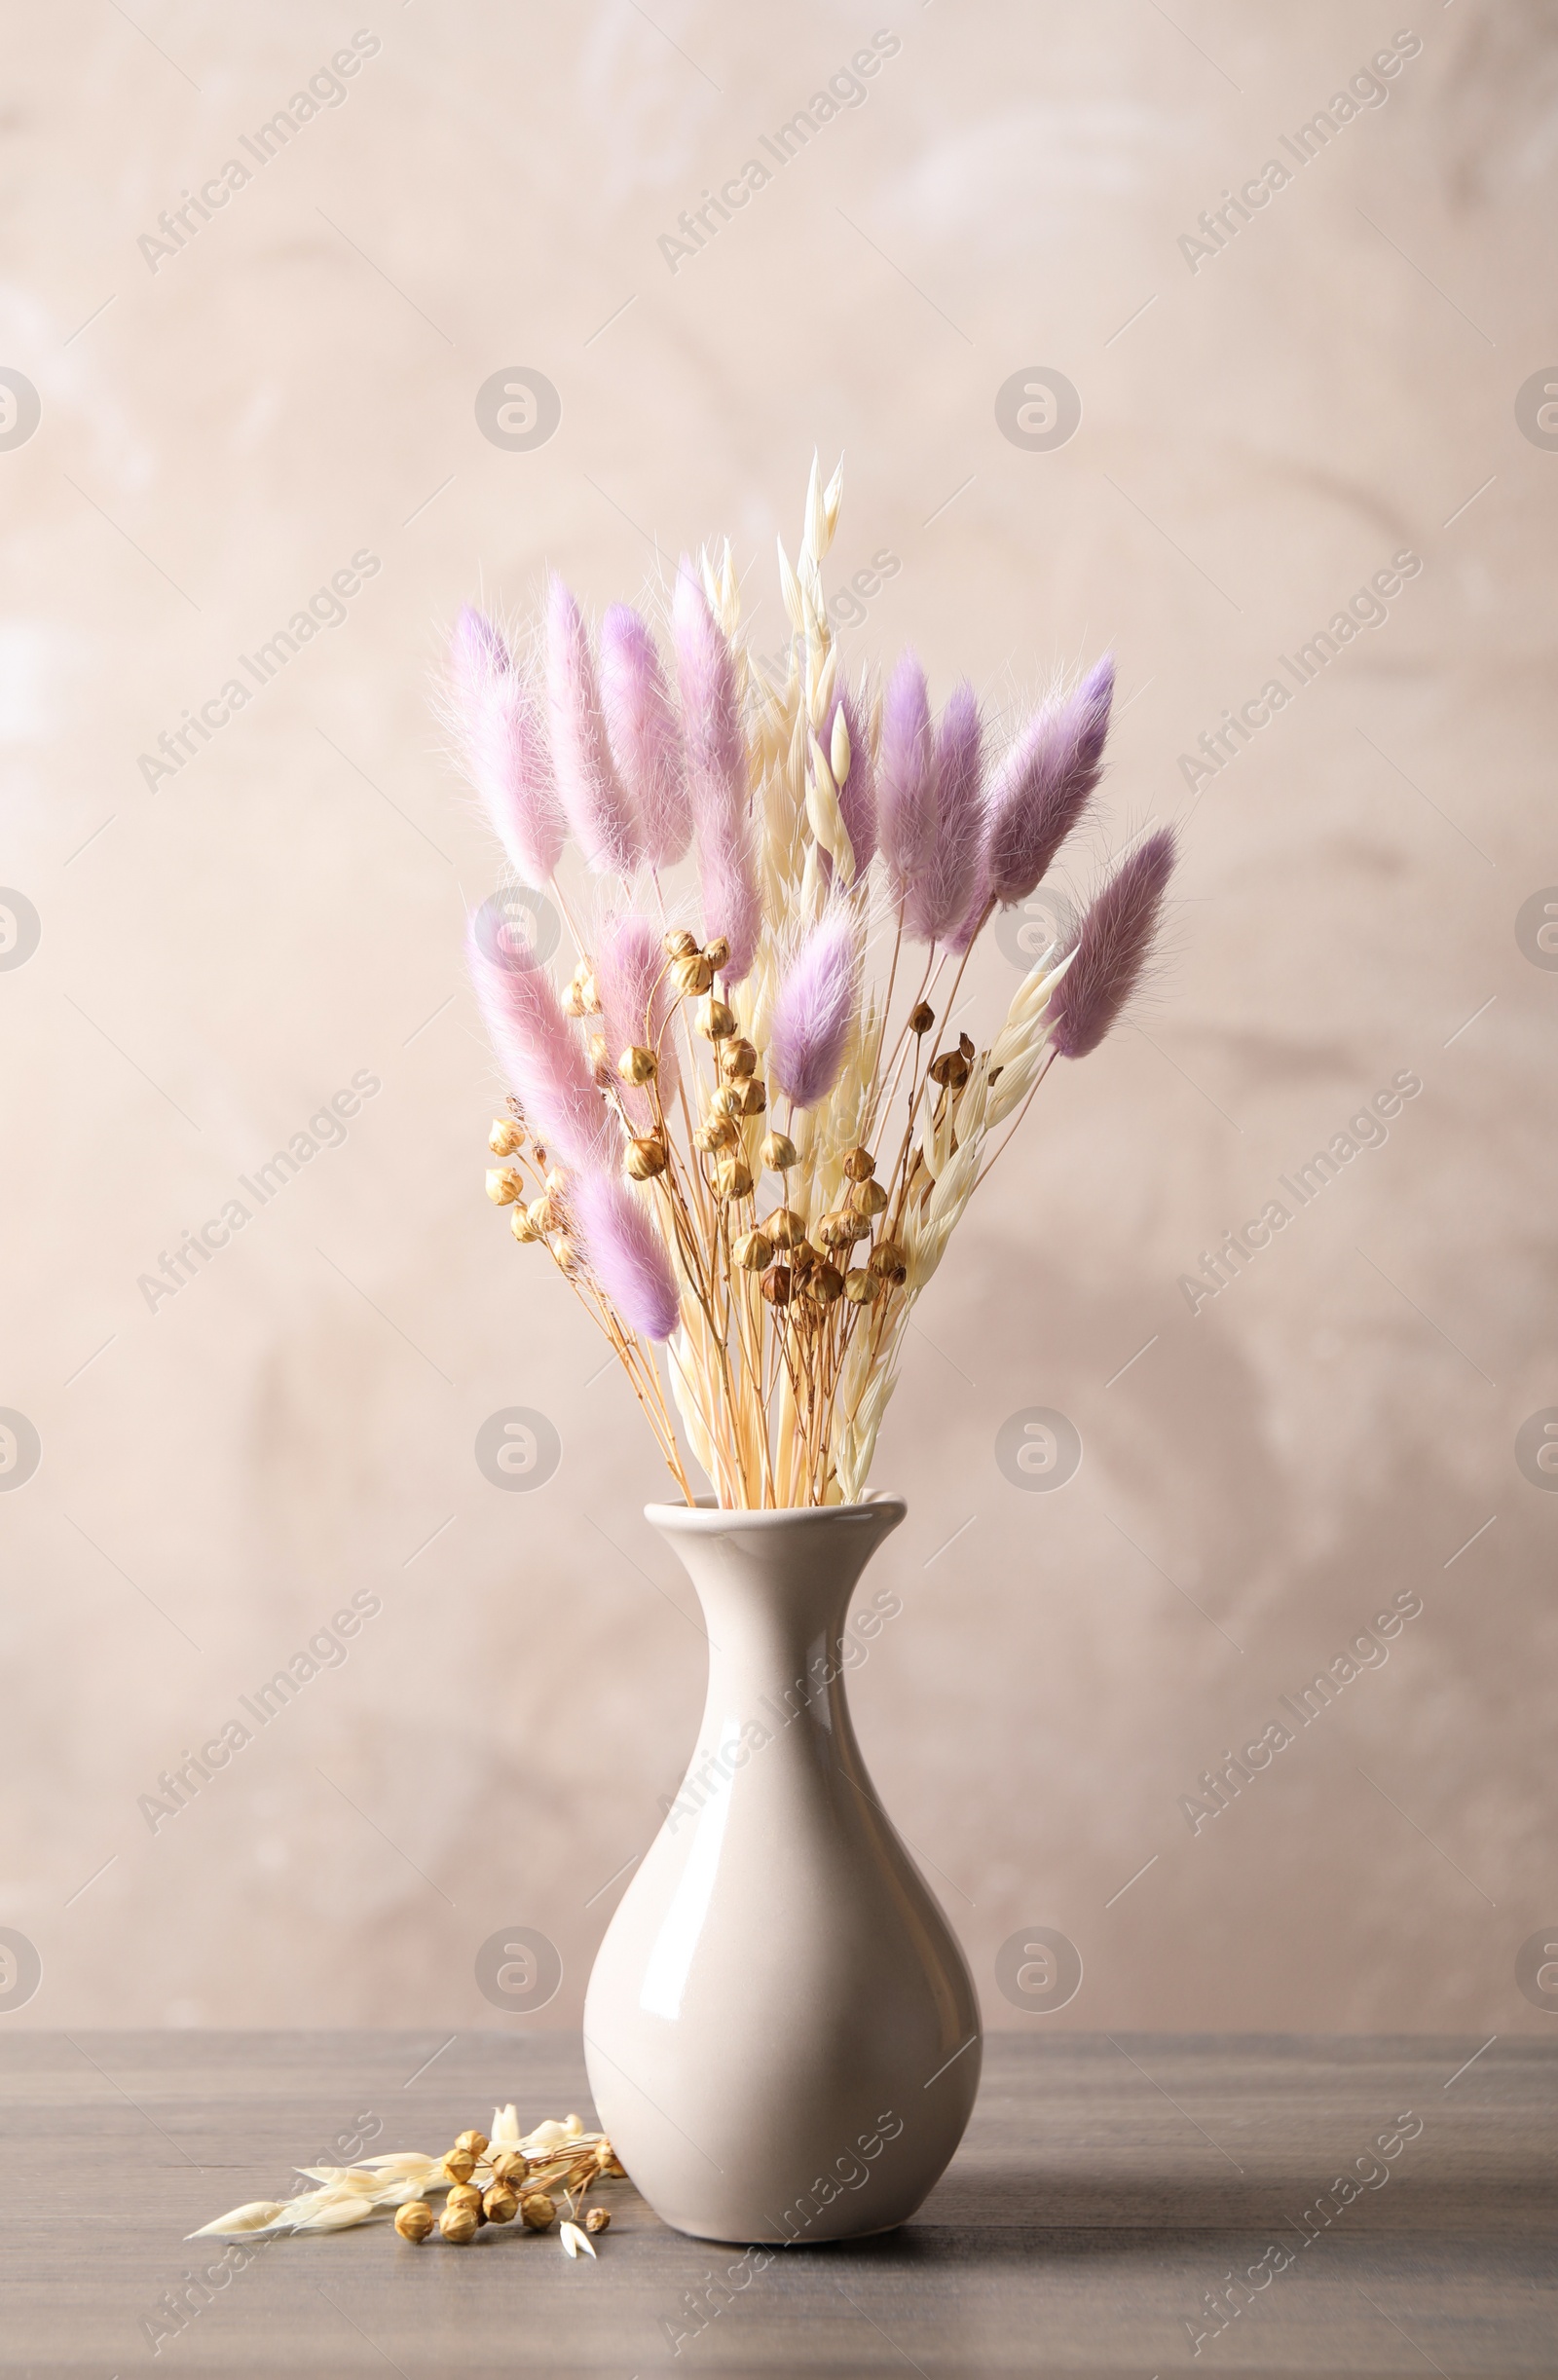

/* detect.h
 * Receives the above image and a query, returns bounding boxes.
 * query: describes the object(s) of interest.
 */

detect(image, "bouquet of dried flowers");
[455,460,1174,1507]
[193,2107,626,2257]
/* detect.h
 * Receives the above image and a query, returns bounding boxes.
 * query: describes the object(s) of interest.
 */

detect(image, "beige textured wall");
[3,1,1555,2042]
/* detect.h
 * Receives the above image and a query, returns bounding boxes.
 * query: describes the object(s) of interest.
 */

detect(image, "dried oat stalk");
[190,2107,627,2260]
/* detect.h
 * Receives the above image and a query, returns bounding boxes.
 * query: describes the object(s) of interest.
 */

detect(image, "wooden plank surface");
[0,2032,1553,2375]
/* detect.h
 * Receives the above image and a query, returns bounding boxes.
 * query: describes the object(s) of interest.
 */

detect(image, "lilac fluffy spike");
[877,651,935,892]
[594,910,679,1131]
[904,681,983,947]
[1049,827,1176,1060]
[983,655,1114,909]
[572,1168,682,1342]
[448,606,565,884]
[466,921,621,1173]
[822,682,877,877]
[767,909,859,1111]
[672,564,760,979]
[600,605,691,868]
[546,579,644,875]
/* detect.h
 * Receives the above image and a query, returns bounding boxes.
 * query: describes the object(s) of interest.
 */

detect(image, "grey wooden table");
[1,2032,1553,2376]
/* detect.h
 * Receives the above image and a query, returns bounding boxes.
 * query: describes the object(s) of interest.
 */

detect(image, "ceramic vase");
[583,1496,981,2245]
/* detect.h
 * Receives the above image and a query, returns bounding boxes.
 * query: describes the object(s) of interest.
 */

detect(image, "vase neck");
[649,1501,907,1727]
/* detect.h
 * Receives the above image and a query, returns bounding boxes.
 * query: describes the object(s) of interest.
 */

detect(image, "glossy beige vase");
[583,1497,982,2245]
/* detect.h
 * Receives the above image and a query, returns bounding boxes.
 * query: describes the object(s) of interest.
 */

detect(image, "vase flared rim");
[645,1493,907,1532]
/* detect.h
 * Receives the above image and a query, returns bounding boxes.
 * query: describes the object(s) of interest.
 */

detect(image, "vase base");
[662,2217,908,2249]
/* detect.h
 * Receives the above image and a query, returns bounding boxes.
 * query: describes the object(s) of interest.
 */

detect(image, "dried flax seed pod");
[731,1229,773,1273]
[441,2150,476,2185]
[520,2191,556,2231]
[695,995,737,1041]
[486,1168,524,1206]
[765,1207,807,1248]
[849,1176,889,1219]
[447,2182,484,2218]
[843,1268,879,1305]
[625,1134,668,1181]
[617,1044,657,1086]
[694,1115,738,1153]
[395,2201,434,2243]
[815,1210,857,1251]
[671,950,715,996]
[841,1144,875,1181]
[511,1205,541,1242]
[703,935,730,969]
[803,1261,844,1307]
[585,2207,611,2234]
[456,2131,490,2157]
[483,2183,519,2224]
[928,1047,971,1089]
[720,1037,759,1080]
[909,1000,935,1035]
[869,1240,908,1284]
[760,1265,793,1307]
[730,1075,766,1116]
[440,2203,479,2244]
[490,2151,526,2186]
[488,1116,525,1156]
[663,927,699,960]
[714,1153,754,1202]
[760,1131,798,1172]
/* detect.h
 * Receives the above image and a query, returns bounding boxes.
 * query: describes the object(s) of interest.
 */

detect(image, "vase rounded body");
[583,1497,982,2245]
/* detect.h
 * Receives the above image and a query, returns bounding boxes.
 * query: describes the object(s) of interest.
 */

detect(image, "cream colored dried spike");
[776,536,805,634]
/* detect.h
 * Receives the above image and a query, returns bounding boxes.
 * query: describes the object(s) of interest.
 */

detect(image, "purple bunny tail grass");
[572,1168,682,1343]
[672,563,760,979]
[983,654,1113,910]
[594,908,679,1131]
[877,650,935,893]
[466,920,621,1173]
[904,680,984,947]
[546,578,644,876]
[448,605,565,884]
[767,907,860,1111]
[822,681,877,878]
[599,605,691,869]
[1049,825,1176,1060]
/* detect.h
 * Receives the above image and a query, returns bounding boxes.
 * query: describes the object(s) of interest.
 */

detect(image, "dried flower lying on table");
[189,2105,627,2259]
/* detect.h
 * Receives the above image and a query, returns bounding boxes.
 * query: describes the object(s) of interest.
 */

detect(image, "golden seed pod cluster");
[392,2121,624,2249]
[473,874,947,1512]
